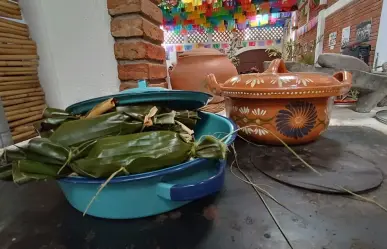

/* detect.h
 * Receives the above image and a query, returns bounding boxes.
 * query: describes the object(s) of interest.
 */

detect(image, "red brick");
[111,15,163,43]
[118,63,167,80]
[107,0,162,24]
[115,40,165,61]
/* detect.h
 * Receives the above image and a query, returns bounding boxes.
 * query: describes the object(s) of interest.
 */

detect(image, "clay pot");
[170,48,238,103]
[205,59,352,145]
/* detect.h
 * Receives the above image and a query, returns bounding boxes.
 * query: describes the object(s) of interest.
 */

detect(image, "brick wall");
[298,10,308,27]
[323,0,382,65]
[299,26,317,45]
[107,0,168,90]
[297,5,324,46]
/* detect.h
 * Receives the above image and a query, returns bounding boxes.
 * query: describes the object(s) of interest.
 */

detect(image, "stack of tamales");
[0,101,228,184]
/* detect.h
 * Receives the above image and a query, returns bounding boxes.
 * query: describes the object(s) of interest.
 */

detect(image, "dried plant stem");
[337,186,387,212]
[230,144,303,218]
[236,124,387,213]
[222,124,321,175]
[83,167,125,216]
[230,144,294,249]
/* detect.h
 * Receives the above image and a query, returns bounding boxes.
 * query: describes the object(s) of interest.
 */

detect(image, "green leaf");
[71,131,226,178]
[49,112,143,147]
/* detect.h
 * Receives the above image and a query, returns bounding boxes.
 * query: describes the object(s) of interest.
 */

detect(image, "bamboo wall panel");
[0,2,47,143]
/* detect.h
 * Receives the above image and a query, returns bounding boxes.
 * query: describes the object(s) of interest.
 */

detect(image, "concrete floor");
[330,105,387,134]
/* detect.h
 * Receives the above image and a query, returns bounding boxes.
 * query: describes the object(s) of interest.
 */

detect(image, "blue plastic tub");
[58,112,237,219]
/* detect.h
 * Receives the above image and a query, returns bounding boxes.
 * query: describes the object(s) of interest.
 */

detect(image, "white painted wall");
[374,0,387,69]
[19,0,119,109]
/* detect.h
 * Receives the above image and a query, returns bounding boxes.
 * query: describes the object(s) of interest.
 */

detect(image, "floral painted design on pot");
[205,59,352,145]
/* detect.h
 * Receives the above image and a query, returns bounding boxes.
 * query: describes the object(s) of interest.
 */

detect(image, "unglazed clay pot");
[170,48,238,103]
[205,59,352,145]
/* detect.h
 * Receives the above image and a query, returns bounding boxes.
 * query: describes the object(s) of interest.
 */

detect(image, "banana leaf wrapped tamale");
[71,131,226,178]
[12,160,72,184]
[49,112,144,147]
[0,101,226,184]
[45,105,199,147]
[116,105,200,129]
[1,130,226,182]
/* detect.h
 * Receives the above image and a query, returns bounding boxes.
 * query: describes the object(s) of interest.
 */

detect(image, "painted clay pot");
[205,59,352,145]
[170,48,238,103]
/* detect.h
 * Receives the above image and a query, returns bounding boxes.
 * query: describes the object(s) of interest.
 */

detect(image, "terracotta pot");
[170,48,238,103]
[205,59,352,145]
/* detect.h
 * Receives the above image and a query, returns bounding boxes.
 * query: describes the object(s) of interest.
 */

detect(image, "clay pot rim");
[205,59,352,99]
[220,84,349,99]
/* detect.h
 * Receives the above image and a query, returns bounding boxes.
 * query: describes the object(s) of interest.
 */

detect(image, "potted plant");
[334,89,359,105]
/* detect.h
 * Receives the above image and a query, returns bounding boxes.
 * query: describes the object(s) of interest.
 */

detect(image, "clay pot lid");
[207,59,352,99]
[179,48,225,58]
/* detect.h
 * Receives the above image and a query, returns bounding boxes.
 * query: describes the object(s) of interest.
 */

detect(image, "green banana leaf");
[28,138,70,163]
[175,110,200,129]
[49,112,143,147]
[117,105,200,128]
[37,108,79,136]
[1,138,96,168]
[12,160,70,184]
[3,146,65,165]
[71,131,226,178]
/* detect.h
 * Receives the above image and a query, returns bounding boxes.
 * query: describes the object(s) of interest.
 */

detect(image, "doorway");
[236,49,274,73]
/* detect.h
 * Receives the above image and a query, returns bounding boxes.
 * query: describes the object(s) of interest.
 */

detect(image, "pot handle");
[156,160,225,201]
[204,74,223,96]
[264,59,289,74]
[333,71,352,95]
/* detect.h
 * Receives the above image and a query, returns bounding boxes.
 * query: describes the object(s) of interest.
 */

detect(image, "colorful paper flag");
[212,43,220,49]
[184,44,193,51]
[242,41,247,47]
[204,44,211,48]
[222,43,229,49]
[166,45,174,52]
[248,41,256,46]
[175,44,184,52]
[266,40,273,46]
[258,40,265,46]
[276,39,281,44]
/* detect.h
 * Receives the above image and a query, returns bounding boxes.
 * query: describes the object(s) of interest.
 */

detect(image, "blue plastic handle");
[156,161,225,201]
[120,80,167,94]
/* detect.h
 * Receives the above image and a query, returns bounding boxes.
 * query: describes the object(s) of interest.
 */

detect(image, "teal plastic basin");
[58,112,237,219]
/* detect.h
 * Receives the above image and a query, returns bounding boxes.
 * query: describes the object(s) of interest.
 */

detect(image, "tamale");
[71,131,226,178]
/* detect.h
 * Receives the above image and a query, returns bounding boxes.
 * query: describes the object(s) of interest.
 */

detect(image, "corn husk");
[85,98,116,119]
